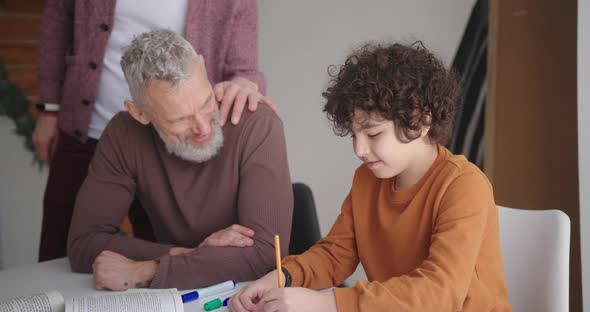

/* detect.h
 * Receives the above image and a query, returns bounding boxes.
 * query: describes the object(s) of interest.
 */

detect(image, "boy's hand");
[228,271,278,312]
[259,288,337,312]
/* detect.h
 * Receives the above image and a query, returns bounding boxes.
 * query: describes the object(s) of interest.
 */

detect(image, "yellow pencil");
[274,234,283,288]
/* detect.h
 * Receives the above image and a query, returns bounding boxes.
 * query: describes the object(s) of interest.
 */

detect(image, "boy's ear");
[125,100,151,125]
[419,126,431,139]
[419,112,433,139]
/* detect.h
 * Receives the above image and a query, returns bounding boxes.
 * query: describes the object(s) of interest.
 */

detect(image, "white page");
[0,291,65,312]
[65,289,183,312]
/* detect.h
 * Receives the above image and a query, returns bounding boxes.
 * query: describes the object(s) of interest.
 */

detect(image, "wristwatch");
[35,102,60,112]
[281,267,292,287]
[268,266,292,287]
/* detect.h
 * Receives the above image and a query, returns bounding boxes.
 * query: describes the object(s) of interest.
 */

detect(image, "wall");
[578,0,589,309]
[0,1,475,284]
[0,118,46,269]
[258,0,474,283]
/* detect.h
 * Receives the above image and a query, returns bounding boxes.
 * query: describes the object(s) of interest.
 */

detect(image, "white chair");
[497,205,570,312]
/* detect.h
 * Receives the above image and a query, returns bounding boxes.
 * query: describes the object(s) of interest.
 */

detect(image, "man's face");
[142,59,224,162]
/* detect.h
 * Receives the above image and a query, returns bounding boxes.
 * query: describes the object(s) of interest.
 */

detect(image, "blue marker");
[181,280,236,303]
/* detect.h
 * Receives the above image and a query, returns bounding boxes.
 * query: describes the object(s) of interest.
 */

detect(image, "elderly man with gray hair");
[67,30,293,291]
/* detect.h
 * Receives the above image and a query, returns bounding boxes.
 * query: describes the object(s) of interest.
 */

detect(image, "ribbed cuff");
[282,258,303,287]
[333,287,360,312]
[149,254,171,288]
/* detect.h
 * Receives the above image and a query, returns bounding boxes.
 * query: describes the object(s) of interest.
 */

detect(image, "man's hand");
[168,224,255,257]
[169,246,194,256]
[199,224,255,248]
[214,77,276,126]
[32,113,58,164]
[92,250,157,291]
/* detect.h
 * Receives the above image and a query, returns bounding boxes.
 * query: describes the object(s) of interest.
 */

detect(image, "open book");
[0,289,184,312]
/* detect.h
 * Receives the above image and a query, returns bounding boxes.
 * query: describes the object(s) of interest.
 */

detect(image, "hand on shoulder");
[214,77,276,126]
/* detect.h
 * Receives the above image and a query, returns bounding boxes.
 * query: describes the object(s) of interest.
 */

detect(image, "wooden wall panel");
[0,0,42,113]
[487,0,580,310]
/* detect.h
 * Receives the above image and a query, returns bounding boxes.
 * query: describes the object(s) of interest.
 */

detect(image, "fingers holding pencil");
[228,235,287,312]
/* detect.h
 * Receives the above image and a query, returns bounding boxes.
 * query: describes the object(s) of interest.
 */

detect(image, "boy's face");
[350,109,428,179]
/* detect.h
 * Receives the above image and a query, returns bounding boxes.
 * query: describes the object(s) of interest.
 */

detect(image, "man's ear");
[124,100,151,125]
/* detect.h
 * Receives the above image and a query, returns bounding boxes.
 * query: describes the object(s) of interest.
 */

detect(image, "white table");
[0,258,241,311]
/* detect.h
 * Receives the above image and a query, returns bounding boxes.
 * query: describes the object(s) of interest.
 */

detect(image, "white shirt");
[88,0,189,139]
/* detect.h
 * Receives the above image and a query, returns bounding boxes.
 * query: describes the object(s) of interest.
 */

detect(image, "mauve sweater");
[67,106,293,289]
[39,0,265,142]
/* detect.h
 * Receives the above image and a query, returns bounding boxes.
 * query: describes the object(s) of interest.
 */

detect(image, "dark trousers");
[38,130,154,262]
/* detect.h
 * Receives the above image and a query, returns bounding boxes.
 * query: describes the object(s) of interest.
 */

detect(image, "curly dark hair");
[322,42,461,144]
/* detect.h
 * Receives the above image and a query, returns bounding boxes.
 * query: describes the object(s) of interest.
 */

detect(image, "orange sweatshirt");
[282,145,511,311]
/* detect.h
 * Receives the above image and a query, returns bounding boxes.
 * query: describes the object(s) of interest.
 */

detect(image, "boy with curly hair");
[229,42,511,312]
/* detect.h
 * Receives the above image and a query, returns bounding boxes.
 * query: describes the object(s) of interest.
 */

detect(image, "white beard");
[155,114,224,163]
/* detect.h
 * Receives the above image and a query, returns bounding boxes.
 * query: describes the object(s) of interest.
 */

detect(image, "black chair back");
[289,183,322,255]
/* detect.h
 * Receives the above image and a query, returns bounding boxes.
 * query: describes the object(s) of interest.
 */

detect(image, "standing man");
[33,0,271,261]
[68,30,293,290]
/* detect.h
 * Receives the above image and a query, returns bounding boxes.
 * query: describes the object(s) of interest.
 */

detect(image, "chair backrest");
[289,183,321,255]
[497,205,570,312]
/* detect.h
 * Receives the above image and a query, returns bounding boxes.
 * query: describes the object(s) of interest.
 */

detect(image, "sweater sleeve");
[332,171,492,312]
[149,111,293,289]
[224,0,267,94]
[38,0,74,104]
[282,192,360,289]
[67,114,173,273]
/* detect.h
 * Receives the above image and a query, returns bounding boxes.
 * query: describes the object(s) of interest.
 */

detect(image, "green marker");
[203,297,230,311]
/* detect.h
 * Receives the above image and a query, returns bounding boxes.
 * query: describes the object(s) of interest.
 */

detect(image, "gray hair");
[121,29,199,102]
